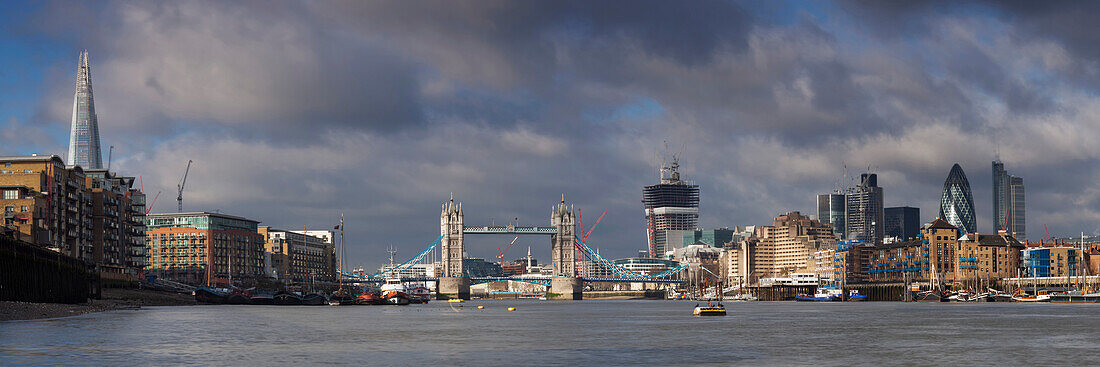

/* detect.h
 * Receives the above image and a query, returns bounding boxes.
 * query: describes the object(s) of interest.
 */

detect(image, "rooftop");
[147,211,260,223]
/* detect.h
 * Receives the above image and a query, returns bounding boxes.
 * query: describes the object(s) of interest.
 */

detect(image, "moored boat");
[301,293,328,306]
[1048,292,1100,303]
[1012,290,1051,302]
[846,290,868,301]
[356,291,382,305]
[194,286,228,304]
[250,293,275,305]
[226,293,251,305]
[381,278,411,305]
[408,286,431,304]
[274,291,304,305]
[795,291,838,302]
[912,290,945,302]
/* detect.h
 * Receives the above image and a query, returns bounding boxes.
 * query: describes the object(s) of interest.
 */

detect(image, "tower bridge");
[339,195,688,300]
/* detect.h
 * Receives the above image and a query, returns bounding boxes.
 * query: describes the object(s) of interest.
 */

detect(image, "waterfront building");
[884,206,920,241]
[0,155,93,259]
[258,227,335,282]
[749,211,837,282]
[940,164,977,235]
[377,263,437,278]
[866,218,1022,287]
[463,257,503,277]
[67,50,104,170]
[146,212,265,285]
[84,169,146,276]
[867,218,959,283]
[992,160,1026,239]
[812,240,874,286]
[724,238,756,286]
[846,173,884,244]
[817,193,847,240]
[1021,247,1079,278]
[674,228,735,248]
[294,229,337,276]
[673,243,723,283]
[642,155,699,257]
[953,232,1025,286]
[612,257,678,275]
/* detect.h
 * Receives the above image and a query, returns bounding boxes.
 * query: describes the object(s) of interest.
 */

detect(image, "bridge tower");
[549,195,582,300]
[438,194,470,299]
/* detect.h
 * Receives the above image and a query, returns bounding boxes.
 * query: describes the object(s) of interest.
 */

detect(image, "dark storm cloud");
[10,0,1100,268]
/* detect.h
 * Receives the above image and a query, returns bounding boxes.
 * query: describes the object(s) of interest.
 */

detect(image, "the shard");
[67,50,103,169]
[939,163,977,235]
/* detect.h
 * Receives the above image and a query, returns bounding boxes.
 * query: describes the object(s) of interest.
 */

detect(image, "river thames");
[2,300,1099,366]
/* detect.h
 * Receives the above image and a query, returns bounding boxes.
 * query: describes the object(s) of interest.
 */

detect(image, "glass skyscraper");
[940,164,977,235]
[992,160,1025,239]
[67,50,104,169]
[846,173,884,244]
[817,193,846,240]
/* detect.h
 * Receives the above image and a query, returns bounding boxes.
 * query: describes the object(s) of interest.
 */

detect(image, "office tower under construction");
[643,155,699,258]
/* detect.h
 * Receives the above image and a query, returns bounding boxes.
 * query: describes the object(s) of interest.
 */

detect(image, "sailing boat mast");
[338,214,345,291]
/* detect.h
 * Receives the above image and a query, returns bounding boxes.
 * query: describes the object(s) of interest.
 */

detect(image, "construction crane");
[145,191,161,215]
[497,236,520,268]
[177,160,192,212]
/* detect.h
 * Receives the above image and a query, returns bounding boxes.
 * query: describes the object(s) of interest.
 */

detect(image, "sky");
[2,1,1100,270]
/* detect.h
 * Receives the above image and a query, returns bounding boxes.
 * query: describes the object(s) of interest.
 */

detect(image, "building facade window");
[2,189,17,199]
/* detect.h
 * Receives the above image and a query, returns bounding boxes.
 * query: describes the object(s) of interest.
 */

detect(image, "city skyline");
[4,2,1100,269]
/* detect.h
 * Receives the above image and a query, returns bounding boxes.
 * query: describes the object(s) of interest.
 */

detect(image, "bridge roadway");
[341,276,684,285]
[461,225,558,235]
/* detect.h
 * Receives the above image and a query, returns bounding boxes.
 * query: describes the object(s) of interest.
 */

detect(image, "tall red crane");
[497,236,520,268]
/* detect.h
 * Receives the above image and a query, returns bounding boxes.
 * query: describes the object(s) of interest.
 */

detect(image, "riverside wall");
[0,235,99,304]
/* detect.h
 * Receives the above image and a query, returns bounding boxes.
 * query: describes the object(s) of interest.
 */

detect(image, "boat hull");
[226,294,251,305]
[301,293,328,306]
[194,287,227,304]
[693,306,727,316]
[1049,294,1100,303]
[795,294,838,302]
[385,295,411,305]
[912,291,945,302]
[250,296,275,305]
[274,292,303,305]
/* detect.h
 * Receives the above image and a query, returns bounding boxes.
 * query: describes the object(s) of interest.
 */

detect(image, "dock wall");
[0,235,99,304]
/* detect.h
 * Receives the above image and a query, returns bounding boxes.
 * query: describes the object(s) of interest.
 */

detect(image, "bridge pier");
[549,277,582,300]
[437,276,471,300]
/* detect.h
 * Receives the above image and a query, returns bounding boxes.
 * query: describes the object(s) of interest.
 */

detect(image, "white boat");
[731,293,757,302]
[380,278,410,305]
[1012,291,1051,302]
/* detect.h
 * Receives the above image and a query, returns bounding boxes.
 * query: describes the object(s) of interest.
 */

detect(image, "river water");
[2,300,1099,366]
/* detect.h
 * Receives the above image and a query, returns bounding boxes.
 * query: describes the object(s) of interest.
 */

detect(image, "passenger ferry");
[693,302,727,316]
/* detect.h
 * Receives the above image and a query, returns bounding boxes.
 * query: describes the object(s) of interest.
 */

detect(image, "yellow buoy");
[477,305,485,309]
[507,307,516,311]
[456,304,463,307]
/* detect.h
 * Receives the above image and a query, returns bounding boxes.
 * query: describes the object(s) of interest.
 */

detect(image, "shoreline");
[1,288,196,322]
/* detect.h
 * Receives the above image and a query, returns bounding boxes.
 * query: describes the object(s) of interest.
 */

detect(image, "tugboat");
[795,290,839,302]
[407,285,431,304]
[379,247,410,305]
[381,278,411,305]
[845,290,868,301]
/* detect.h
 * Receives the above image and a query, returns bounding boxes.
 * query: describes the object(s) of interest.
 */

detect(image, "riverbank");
[0,288,195,321]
